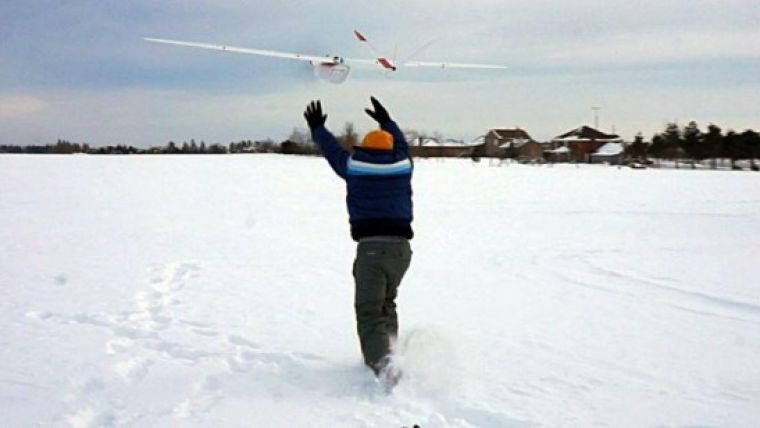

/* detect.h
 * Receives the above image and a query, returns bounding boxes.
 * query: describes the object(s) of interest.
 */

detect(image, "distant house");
[546,146,571,163]
[590,142,626,165]
[409,137,476,158]
[484,128,538,158]
[551,126,622,162]
[510,140,544,162]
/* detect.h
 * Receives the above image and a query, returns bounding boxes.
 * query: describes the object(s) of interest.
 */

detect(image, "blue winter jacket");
[311,120,414,241]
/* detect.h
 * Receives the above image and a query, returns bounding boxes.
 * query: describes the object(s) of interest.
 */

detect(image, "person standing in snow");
[304,97,413,378]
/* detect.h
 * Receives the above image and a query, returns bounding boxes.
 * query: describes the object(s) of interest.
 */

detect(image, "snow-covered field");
[1,154,759,427]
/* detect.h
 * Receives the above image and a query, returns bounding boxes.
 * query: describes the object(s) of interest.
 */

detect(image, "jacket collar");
[352,147,396,163]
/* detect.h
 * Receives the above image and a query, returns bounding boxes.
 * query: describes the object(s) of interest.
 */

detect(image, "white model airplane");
[144,30,507,84]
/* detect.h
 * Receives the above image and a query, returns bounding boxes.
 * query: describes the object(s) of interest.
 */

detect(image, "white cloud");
[541,28,760,65]
[0,95,49,117]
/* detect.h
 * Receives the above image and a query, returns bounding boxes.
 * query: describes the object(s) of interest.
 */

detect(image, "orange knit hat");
[360,130,393,150]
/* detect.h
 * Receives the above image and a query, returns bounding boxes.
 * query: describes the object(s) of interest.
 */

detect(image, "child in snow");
[304,97,413,379]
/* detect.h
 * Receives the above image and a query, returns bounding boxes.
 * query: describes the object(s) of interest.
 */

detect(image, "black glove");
[303,100,327,130]
[364,96,391,125]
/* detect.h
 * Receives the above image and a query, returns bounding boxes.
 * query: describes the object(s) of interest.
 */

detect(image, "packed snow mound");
[595,142,624,155]
[392,328,462,397]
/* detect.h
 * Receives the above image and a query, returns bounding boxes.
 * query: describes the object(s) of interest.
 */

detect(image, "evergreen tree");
[663,123,682,167]
[703,124,723,169]
[627,133,648,160]
[648,134,667,166]
[681,121,702,168]
[166,141,179,154]
[723,130,741,169]
[740,129,760,171]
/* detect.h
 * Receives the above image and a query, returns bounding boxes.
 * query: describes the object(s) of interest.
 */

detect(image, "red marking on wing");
[353,30,367,42]
[377,58,395,70]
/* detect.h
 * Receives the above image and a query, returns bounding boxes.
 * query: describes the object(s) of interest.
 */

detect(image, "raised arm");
[364,97,409,159]
[304,100,349,178]
[381,120,408,159]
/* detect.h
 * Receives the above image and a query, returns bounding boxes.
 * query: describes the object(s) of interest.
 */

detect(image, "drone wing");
[143,37,335,64]
[340,57,382,66]
[402,60,507,69]
[352,30,506,71]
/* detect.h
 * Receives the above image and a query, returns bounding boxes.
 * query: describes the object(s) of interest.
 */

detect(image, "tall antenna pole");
[592,106,601,129]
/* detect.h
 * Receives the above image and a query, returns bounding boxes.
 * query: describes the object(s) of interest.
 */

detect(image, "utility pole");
[591,106,601,129]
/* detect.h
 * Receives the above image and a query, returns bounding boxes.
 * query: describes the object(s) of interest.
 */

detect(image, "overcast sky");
[1,0,759,146]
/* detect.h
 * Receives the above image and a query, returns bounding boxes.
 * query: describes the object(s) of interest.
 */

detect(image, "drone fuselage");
[311,58,350,84]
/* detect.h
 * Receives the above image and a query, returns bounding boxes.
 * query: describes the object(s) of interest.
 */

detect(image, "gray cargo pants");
[352,238,412,372]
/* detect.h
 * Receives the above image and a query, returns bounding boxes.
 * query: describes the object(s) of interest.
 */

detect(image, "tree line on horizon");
[0,138,281,155]
[627,122,760,170]
[0,123,359,156]
[2,121,758,170]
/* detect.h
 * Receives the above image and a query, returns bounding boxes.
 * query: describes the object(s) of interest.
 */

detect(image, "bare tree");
[338,122,358,152]
[288,128,312,146]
